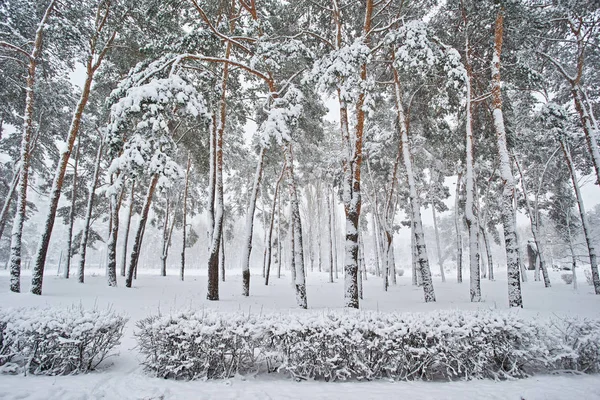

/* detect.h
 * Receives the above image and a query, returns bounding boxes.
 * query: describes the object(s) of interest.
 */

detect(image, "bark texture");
[491,7,522,307]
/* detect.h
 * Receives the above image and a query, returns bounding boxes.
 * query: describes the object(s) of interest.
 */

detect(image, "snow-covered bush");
[0,306,127,375]
[135,310,600,381]
[561,273,574,284]
[135,312,266,380]
[550,318,600,373]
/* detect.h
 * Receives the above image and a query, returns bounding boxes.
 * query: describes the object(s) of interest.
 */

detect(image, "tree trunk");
[514,155,551,287]
[432,205,446,283]
[455,172,463,283]
[290,204,296,285]
[337,0,373,309]
[360,229,367,281]
[491,7,522,307]
[560,137,600,294]
[384,230,391,290]
[77,139,103,283]
[481,226,494,281]
[332,189,339,280]
[206,37,232,301]
[286,145,307,309]
[514,194,528,283]
[180,158,190,281]
[9,0,56,293]
[305,187,315,274]
[64,140,80,279]
[220,234,225,282]
[393,67,435,302]
[30,9,113,293]
[572,87,600,186]
[121,180,135,277]
[371,213,381,277]
[358,231,364,299]
[241,146,265,295]
[265,161,286,286]
[327,189,334,283]
[276,193,282,279]
[316,182,323,272]
[105,179,121,288]
[160,197,171,277]
[566,210,578,290]
[126,174,158,288]
[464,33,481,302]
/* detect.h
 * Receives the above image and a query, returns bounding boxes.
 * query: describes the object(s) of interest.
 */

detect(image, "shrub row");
[0,306,127,375]
[136,310,600,381]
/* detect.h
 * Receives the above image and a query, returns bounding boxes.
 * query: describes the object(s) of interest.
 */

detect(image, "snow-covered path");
[0,267,599,399]
[1,371,599,400]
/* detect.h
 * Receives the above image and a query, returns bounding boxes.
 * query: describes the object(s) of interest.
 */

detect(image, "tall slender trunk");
[121,180,134,277]
[305,187,315,274]
[572,87,600,186]
[30,7,115,294]
[393,67,435,302]
[105,178,121,288]
[276,193,282,279]
[180,158,190,281]
[160,194,170,276]
[491,6,522,307]
[265,161,286,285]
[160,196,175,277]
[290,203,296,285]
[220,234,225,282]
[207,116,216,249]
[560,137,600,294]
[336,0,373,309]
[9,0,56,293]
[464,33,481,302]
[207,37,232,301]
[371,213,381,276]
[317,184,323,272]
[481,226,494,280]
[77,139,103,283]
[566,210,578,290]
[327,189,334,283]
[384,231,392,290]
[286,145,307,308]
[126,174,158,288]
[514,155,551,287]
[64,140,80,279]
[241,147,265,295]
[332,190,339,280]
[514,194,528,283]
[432,206,445,283]
[358,231,364,299]
[455,172,463,283]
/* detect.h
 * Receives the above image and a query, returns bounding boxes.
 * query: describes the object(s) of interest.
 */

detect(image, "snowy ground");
[0,266,599,399]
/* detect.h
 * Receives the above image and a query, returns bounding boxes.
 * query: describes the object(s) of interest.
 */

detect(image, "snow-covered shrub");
[135,310,600,381]
[0,306,127,375]
[397,268,405,277]
[561,273,574,284]
[550,318,600,373]
[136,312,266,380]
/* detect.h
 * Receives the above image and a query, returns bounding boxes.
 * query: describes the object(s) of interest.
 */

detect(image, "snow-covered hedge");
[0,306,127,375]
[136,310,600,381]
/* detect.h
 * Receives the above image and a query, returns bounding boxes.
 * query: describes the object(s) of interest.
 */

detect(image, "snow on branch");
[106,73,210,191]
[259,85,303,146]
[386,21,466,91]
